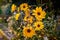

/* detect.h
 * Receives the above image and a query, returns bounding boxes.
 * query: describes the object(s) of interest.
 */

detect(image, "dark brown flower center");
[27,29,31,33]
[37,12,40,15]
[23,6,25,8]
[27,16,29,19]
[37,24,40,27]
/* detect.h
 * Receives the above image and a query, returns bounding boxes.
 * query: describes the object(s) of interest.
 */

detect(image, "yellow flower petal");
[11,4,16,12]
[15,13,20,20]
[23,16,33,23]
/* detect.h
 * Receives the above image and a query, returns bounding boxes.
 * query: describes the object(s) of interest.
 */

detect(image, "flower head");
[20,3,29,11]
[14,13,20,20]
[33,21,44,30]
[23,26,35,38]
[11,4,16,12]
[32,7,46,21]
[24,9,30,16]
[24,16,33,23]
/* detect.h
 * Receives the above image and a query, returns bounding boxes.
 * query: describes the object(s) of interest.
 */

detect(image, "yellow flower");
[33,21,44,30]
[23,26,35,38]
[24,16,33,23]
[11,4,16,12]
[24,9,30,16]
[32,7,46,21]
[14,13,20,20]
[20,3,29,11]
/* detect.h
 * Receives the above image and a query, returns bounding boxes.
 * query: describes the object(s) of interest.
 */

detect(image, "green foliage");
[0,7,2,14]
